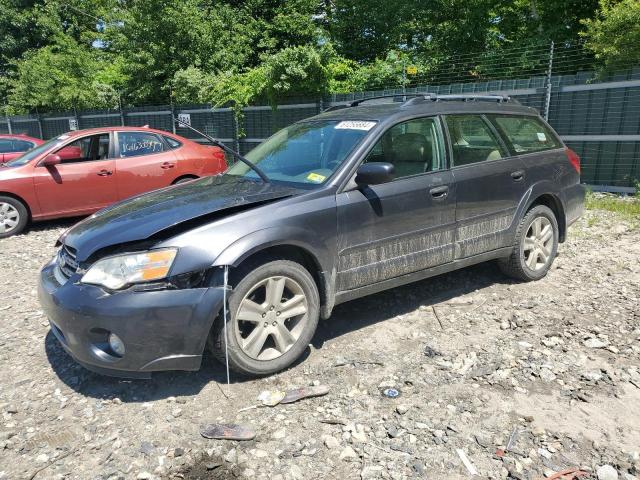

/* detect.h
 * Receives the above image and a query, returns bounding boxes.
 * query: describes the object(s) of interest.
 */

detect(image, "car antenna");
[173,117,270,183]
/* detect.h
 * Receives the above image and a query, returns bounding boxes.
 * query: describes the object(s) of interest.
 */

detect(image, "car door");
[33,133,117,216]
[115,130,178,200]
[444,114,527,259]
[336,116,456,292]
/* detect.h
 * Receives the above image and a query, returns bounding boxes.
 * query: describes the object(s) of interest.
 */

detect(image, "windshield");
[5,136,68,167]
[226,120,376,186]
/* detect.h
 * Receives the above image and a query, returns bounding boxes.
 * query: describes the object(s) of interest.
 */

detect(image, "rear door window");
[445,115,507,167]
[491,115,562,154]
[118,131,164,158]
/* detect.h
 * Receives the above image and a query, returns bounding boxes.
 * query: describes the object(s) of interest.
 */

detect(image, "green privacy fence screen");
[2,68,640,188]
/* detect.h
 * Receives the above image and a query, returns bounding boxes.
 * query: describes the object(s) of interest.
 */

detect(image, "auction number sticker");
[335,121,376,131]
[178,113,191,127]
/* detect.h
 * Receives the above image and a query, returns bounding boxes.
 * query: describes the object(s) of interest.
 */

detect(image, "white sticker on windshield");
[537,132,547,142]
[335,121,376,131]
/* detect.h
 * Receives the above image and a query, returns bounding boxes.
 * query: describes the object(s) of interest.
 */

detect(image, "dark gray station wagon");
[38,94,585,377]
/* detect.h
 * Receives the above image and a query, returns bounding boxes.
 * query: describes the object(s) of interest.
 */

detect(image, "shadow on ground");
[45,260,510,402]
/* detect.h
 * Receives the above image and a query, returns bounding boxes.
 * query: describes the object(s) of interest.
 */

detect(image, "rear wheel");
[209,259,319,376]
[498,205,558,281]
[0,196,28,239]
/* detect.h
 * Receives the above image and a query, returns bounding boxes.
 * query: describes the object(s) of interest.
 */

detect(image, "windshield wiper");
[173,117,269,183]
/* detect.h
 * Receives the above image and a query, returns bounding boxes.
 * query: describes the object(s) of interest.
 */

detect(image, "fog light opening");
[108,333,125,357]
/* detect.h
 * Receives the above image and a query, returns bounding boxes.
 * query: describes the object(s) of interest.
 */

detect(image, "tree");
[581,0,640,73]
[7,34,123,111]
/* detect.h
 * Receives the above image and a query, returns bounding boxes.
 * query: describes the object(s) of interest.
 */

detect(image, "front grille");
[57,245,78,279]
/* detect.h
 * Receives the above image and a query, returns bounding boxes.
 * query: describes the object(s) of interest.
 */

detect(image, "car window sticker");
[335,121,376,131]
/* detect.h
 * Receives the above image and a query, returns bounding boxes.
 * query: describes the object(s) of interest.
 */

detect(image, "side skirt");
[333,246,513,307]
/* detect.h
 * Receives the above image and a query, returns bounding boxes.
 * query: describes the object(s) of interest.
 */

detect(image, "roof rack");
[402,93,517,106]
[323,92,519,112]
[349,94,425,107]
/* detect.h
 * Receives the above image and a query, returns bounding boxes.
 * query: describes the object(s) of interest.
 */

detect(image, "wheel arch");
[171,174,199,185]
[0,191,32,220]
[213,230,334,319]
[526,192,566,242]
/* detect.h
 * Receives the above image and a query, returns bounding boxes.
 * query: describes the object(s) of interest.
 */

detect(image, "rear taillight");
[565,147,581,175]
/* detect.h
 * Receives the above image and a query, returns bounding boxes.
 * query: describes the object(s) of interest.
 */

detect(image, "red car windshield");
[4,137,66,167]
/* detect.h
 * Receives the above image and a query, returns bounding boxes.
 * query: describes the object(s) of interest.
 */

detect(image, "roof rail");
[402,93,518,106]
[324,92,520,112]
[349,94,425,107]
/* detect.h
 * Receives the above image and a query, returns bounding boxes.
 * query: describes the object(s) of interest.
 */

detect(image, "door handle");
[511,170,525,181]
[97,169,113,176]
[161,162,175,169]
[429,185,449,199]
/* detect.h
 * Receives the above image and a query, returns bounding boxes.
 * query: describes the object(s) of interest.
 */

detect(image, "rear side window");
[12,140,35,152]
[162,135,182,149]
[492,115,561,154]
[118,132,164,158]
[445,115,507,167]
[0,139,34,153]
[0,139,13,153]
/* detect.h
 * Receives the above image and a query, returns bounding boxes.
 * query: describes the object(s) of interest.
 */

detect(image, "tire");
[209,259,320,376]
[498,205,559,282]
[0,196,29,239]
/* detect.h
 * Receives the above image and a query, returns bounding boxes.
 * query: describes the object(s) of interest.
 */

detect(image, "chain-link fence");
[2,44,639,190]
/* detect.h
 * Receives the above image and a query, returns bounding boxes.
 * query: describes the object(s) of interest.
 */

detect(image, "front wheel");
[0,196,28,239]
[209,259,320,376]
[498,205,559,281]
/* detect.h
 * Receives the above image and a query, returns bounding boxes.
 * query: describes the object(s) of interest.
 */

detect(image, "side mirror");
[355,162,395,186]
[42,154,62,167]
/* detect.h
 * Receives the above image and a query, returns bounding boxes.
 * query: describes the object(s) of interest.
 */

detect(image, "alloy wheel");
[234,276,309,361]
[523,216,553,271]
[0,202,20,234]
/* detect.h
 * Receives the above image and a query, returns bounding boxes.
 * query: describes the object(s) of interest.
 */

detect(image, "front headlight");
[81,248,177,290]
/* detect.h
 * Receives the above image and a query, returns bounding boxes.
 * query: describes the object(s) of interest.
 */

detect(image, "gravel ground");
[0,209,639,480]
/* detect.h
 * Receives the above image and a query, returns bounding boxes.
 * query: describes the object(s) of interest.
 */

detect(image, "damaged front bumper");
[38,259,225,379]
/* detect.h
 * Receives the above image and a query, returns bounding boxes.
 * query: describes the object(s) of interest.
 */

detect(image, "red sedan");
[0,134,44,163]
[0,127,226,238]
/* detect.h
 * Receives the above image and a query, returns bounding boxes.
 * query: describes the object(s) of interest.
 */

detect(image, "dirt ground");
[0,209,638,480]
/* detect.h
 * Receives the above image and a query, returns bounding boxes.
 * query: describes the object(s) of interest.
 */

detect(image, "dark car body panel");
[39,98,585,377]
[65,175,304,263]
[39,259,225,376]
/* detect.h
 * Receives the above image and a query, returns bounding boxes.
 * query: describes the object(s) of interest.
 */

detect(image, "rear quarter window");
[162,135,182,149]
[492,115,561,154]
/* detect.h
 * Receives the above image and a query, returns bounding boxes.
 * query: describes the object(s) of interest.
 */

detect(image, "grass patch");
[585,191,640,217]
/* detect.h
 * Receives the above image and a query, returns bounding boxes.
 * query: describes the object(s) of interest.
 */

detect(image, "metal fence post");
[36,111,44,139]
[232,111,241,155]
[544,41,555,121]
[6,112,12,134]
[170,98,177,134]
[119,96,125,126]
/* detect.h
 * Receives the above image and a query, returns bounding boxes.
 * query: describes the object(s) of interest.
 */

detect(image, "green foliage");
[0,0,636,114]
[7,34,122,112]
[581,0,640,73]
[585,190,640,216]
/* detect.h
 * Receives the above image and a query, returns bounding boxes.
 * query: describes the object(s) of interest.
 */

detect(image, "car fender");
[512,179,565,238]
[212,226,332,274]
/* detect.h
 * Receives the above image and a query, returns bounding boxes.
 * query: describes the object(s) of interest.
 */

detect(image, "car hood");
[64,175,304,261]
